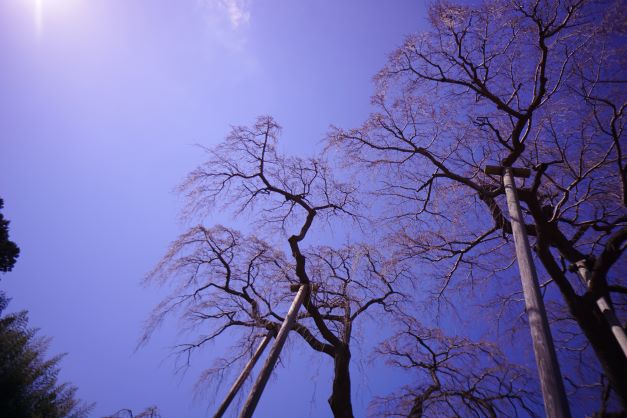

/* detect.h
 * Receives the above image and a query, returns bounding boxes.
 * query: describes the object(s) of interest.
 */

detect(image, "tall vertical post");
[213,330,275,418]
[238,284,308,418]
[500,166,571,418]
[575,261,627,357]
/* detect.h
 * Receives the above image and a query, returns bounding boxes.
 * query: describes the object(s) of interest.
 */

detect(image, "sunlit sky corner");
[0,0,427,416]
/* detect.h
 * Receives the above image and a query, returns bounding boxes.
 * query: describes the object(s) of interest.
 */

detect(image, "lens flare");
[35,0,43,38]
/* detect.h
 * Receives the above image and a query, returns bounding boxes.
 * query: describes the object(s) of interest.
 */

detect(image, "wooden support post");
[500,166,571,418]
[237,284,308,418]
[213,330,275,418]
[575,260,627,358]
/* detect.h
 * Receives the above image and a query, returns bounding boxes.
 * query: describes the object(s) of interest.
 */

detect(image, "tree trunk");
[407,383,440,418]
[408,398,424,418]
[537,252,627,408]
[328,345,354,418]
[572,293,627,408]
[524,195,627,409]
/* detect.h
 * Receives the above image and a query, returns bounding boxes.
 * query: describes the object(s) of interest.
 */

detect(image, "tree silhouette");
[0,293,93,418]
[330,0,626,411]
[144,118,406,418]
[0,198,20,273]
[371,316,539,417]
[103,406,162,418]
[0,197,91,417]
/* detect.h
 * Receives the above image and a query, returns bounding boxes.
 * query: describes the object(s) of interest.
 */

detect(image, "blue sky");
[0,1,428,416]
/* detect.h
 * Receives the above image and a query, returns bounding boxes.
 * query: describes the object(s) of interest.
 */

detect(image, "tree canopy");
[330,0,626,413]
[146,0,626,416]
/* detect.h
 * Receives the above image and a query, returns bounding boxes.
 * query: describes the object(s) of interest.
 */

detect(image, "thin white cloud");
[195,0,260,75]
[221,0,250,28]
[198,0,252,29]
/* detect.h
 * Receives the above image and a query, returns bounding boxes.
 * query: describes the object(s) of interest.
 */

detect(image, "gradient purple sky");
[0,1,428,417]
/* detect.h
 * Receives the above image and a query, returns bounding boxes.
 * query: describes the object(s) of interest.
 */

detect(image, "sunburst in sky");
[0,1,431,416]
[34,0,43,37]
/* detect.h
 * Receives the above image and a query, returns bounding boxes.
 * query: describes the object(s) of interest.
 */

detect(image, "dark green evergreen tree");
[0,197,91,417]
[0,198,20,273]
[0,293,92,418]
[0,293,93,417]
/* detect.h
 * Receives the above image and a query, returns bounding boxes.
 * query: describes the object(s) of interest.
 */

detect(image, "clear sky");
[0,1,427,417]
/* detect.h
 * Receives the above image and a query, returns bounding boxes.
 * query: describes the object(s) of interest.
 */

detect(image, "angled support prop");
[575,261,627,358]
[213,329,276,418]
[237,284,309,418]
[485,165,571,418]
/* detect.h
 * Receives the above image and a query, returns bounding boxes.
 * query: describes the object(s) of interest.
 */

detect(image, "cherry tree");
[330,0,626,411]
[144,117,405,418]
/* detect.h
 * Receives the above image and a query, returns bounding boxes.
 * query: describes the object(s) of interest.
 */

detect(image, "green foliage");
[0,293,92,418]
[0,198,20,273]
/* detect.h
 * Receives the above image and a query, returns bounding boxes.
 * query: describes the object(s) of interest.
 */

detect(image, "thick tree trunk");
[408,398,424,418]
[523,194,627,409]
[407,383,440,418]
[571,293,627,408]
[328,345,354,418]
[537,253,627,408]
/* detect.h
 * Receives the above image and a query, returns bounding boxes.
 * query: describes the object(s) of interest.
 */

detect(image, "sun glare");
[31,0,80,39]
[34,0,43,37]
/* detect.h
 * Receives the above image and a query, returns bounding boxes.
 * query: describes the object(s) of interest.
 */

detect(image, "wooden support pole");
[213,330,275,418]
[237,284,308,418]
[501,167,571,418]
[575,261,627,358]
